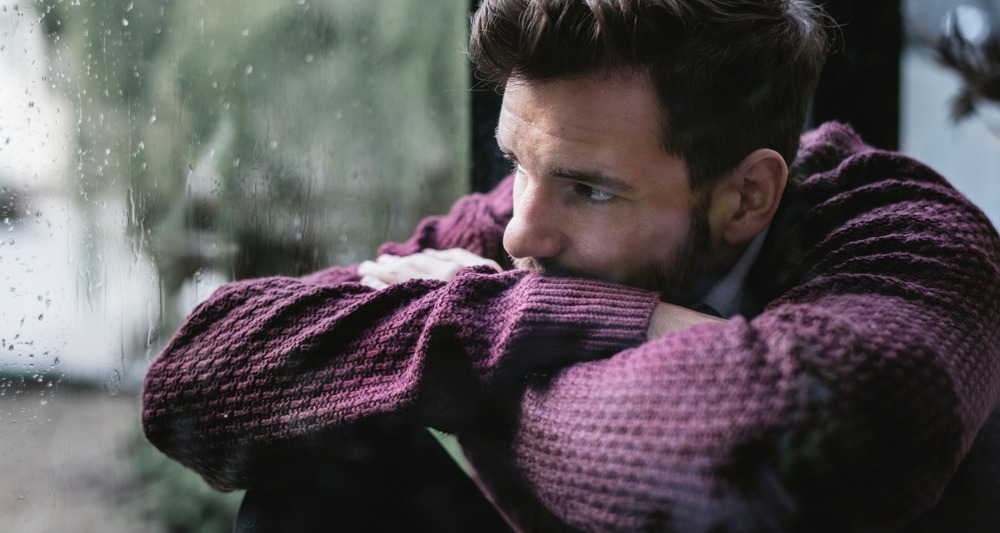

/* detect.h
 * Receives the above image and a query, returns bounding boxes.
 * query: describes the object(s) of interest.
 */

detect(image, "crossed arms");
[143,134,1000,531]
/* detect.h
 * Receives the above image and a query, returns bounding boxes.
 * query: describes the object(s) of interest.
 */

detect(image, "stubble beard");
[511,198,715,303]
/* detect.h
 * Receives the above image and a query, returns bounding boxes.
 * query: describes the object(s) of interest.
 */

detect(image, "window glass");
[902,0,1000,226]
[1,0,468,530]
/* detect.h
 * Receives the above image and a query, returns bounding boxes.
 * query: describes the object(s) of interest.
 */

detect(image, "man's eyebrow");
[494,126,634,193]
[552,167,635,193]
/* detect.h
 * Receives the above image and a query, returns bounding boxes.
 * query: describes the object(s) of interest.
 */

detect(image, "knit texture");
[142,122,1000,531]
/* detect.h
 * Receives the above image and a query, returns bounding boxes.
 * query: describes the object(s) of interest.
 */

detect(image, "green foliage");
[28,1,471,529]
[37,0,470,329]
[127,428,244,533]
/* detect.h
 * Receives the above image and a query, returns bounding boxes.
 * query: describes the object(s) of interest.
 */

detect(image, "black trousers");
[232,428,509,532]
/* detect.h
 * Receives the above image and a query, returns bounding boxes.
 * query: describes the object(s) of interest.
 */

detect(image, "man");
[143,0,1000,531]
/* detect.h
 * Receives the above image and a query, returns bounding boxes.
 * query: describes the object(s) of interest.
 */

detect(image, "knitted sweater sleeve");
[504,128,1000,531]
[141,176,659,491]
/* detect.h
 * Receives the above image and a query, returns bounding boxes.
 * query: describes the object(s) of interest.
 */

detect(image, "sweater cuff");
[515,275,658,354]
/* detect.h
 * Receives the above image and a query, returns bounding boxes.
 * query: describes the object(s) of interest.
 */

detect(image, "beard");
[511,193,716,304]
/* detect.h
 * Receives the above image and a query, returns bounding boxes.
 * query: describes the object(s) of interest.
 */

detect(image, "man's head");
[470,0,829,300]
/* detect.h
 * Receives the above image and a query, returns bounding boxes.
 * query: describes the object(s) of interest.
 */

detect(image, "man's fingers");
[361,253,456,284]
[422,248,502,272]
[359,274,389,289]
[381,252,449,276]
[358,261,392,289]
[358,249,502,288]
[368,255,431,283]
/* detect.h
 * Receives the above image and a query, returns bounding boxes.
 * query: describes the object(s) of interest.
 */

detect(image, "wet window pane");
[1,0,467,530]
[903,0,1000,226]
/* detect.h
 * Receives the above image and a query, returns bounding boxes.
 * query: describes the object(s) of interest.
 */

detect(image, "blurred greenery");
[128,430,244,533]
[36,0,469,331]
[28,0,470,530]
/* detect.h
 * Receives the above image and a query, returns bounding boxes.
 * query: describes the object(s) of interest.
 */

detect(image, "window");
[1,1,468,530]
[902,0,1000,226]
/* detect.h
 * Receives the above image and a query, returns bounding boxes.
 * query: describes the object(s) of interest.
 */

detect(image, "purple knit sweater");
[142,123,1000,531]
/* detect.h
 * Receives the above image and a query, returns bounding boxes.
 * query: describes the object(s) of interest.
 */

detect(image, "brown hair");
[470,0,830,190]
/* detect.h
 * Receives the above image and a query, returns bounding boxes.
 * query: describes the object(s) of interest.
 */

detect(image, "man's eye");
[515,163,527,175]
[575,184,615,203]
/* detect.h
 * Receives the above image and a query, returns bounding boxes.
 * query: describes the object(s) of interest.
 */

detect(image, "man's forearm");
[141,268,658,490]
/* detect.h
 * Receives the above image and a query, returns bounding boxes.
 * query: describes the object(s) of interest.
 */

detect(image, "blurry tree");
[26,1,470,530]
[34,0,469,336]
[128,429,245,533]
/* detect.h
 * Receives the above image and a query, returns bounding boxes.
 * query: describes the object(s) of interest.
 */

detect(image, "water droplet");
[121,18,129,27]
[241,28,249,36]
[245,64,253,75]
[148,115,156,124]
[105,369,121,396]
[304,54,314,63]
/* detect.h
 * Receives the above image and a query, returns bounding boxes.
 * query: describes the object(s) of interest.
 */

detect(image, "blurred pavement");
[0,384,146,533]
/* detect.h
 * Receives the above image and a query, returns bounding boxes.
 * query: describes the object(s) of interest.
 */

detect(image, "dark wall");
[471,86,508,193]
[809,0,903,151]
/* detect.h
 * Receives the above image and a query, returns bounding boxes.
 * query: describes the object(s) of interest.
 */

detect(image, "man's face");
[497,73,716,298]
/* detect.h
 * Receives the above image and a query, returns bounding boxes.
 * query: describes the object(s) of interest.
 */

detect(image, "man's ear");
[708,148,788,246]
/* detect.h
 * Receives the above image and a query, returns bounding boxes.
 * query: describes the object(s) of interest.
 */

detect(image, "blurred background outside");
[2,0,1000,531]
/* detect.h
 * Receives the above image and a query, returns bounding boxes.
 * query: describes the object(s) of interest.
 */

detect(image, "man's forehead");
[494,75,664,154]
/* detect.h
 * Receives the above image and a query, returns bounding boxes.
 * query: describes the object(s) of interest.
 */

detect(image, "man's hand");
[647,302,725,340]
[358,248,502,289]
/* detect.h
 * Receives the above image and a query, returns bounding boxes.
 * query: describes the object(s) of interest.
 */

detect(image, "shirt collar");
[697,225,769,318]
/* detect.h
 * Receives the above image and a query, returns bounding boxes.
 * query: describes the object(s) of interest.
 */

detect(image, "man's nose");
[503,186,563,260]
